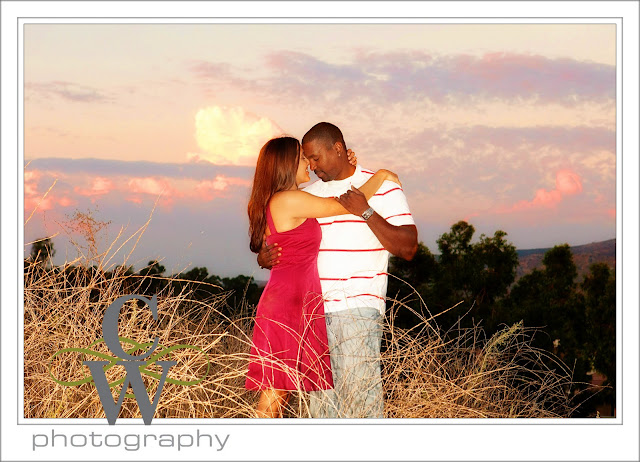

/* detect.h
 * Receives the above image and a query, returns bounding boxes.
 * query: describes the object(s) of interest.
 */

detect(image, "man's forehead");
[302,138,332,154]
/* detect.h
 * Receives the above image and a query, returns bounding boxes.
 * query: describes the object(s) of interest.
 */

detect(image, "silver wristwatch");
[361,207,375,221]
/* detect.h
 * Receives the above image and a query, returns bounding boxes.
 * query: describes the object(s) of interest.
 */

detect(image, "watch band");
[361,207,375,221]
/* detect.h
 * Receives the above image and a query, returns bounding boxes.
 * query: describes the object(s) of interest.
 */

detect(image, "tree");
[502,268,547,327]
[387,222,518,332]
[472,230,519,305]
[504,245,590,384]
[172,267,222,301]
[433,221,518,330]
[436,221,476,309]
[29,237,56,268]
[105,264,136,292]
[221,275,262,312]
[582,263,615,384]
[137,260,168,296]
[181,266,213,282]
[387,243,438,328]
[542,244,577,301]
[113,264,134,276]
[502,246,617,415]
[582,263,616,413]
[140,260,166,277]
[468,230,519,330]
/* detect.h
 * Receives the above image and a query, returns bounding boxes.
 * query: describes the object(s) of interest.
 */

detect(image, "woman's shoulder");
[271,189,304,203]
[270,190,299,211]
[270,190,318,217]
[269,191,310,230]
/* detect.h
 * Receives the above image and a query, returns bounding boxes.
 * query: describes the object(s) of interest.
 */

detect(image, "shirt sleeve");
[301,180,322,197]
[370,180,415,226]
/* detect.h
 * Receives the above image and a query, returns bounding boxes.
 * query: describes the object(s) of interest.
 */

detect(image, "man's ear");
[333,141,344,156]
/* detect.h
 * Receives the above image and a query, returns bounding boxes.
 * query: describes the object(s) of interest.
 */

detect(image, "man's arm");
[362,215,418,261]
[336,186,418,261]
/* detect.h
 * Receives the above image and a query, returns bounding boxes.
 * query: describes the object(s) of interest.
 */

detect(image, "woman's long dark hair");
[248,136,301,253]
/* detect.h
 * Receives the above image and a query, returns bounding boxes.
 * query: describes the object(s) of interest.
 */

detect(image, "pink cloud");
[24,194,76,214]
[26,81,113,103]
[502,169,584,213]
[192,50,614,106]
[125,195,143,204]
[24,170,39,182]
[25,195,55,212]
[74,177,114,197]
[128,177,172,195]
[555,169,583,195]
[194,175,252,201]
[195,179,226,201]
[23,162,258,220]
[24,170,42,196]
[23,169,77,215]
[127,177,183,208]
[24,167,253,211]
[530,188,563,207]
[58,196,76,207]
[126,177,187,208]
[209,176,252,189]
[25,183,39,196]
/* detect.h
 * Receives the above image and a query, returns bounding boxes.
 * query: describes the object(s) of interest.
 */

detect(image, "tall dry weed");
[24,204,583,419]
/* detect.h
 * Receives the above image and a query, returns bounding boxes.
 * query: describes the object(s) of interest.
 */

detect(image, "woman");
[245,136,400,417]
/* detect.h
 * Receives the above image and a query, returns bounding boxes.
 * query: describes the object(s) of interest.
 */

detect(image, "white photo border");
[2,1,638,461]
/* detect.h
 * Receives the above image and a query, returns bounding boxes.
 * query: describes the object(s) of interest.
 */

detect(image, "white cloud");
[188,106,284,166]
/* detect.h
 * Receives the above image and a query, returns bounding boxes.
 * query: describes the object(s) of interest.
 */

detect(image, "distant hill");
[516,238,616,281]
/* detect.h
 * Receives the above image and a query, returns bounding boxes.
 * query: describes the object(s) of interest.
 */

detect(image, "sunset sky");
[23,22,617,278]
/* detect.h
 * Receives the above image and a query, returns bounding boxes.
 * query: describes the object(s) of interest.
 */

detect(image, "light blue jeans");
[307,306,384,418]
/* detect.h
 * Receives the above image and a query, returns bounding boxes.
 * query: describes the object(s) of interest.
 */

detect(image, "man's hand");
[337,187,418,261]
[335,186,370,217]
[257,235,281,269]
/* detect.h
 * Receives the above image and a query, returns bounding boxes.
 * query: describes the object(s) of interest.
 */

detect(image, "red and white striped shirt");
[303,165,415,314]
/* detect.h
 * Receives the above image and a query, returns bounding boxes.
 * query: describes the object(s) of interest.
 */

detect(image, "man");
[258,122,418,417]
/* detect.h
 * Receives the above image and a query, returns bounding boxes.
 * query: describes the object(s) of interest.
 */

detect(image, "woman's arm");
[274,170,400,220]
[359,169,401,198]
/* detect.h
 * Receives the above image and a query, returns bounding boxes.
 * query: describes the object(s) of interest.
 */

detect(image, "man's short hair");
[302,122,347,152]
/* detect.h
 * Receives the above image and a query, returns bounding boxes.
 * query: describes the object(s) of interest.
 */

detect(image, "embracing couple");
[245,122,418,418]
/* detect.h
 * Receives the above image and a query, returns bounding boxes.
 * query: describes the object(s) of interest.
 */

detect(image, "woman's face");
[295,150,311,186]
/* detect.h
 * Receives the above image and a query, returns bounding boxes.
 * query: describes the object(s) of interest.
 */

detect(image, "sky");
[23,23,617,278]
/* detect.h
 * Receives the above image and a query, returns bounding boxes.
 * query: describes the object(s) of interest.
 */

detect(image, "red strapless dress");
[245,205,333,391]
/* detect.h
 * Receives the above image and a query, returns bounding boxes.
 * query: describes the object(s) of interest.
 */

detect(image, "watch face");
[362,207,374,220]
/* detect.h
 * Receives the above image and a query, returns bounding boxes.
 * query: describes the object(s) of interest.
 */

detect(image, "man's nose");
[308,159,317,171]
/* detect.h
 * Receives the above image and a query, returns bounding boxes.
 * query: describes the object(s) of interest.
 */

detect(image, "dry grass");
[24,258,259,419]
[383,301,577,418]
[24,261,580,420]
[24,207,581,419]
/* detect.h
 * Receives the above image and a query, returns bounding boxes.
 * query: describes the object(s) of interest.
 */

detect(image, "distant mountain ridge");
[516,238,616,280]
